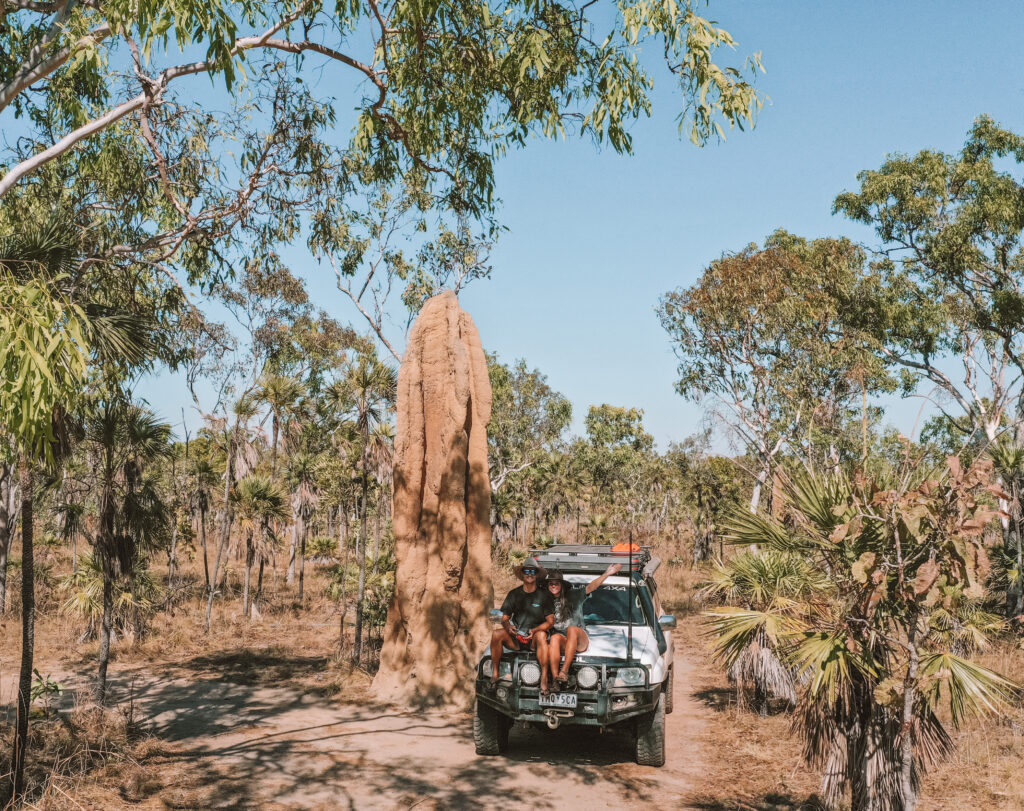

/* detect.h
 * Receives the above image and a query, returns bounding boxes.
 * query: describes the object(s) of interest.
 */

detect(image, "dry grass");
[0,552,378,807]
[3,543,1024,810]
[0,698,170,810]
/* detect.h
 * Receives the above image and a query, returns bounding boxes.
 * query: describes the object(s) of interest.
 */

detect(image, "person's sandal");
[487,676,499,691]
[555,669,569,686]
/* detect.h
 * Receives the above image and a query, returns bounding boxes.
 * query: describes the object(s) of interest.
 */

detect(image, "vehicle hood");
[581,625,666,681]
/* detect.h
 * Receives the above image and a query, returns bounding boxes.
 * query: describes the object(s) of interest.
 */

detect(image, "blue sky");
[142,1,1024,448]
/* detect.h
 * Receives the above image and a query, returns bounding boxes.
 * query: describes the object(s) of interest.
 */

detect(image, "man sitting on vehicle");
[488,556,555,690]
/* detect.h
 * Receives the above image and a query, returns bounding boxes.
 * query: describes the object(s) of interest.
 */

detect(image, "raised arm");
[585,563,622,595]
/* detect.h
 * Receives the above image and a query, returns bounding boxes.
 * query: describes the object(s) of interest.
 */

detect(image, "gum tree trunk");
[0,462,17,613]
[9,461,33,805]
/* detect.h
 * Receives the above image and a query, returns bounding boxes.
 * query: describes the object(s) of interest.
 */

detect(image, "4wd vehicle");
[473,544,676,766]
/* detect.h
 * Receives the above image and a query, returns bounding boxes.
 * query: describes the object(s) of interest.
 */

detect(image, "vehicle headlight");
[520,661,541,686]
[576,666,599,689]
[611,667,646,687]
[481,657,513,680]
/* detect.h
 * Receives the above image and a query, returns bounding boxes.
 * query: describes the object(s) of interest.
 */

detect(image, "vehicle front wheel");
[635,693,666,767]
[474,700,510,755]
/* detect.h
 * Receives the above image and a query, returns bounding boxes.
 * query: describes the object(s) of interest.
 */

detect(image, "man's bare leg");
[489,628,516,684]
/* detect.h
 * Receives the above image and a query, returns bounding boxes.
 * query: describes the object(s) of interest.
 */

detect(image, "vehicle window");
[646,577,662,615]
[581,584,647,625]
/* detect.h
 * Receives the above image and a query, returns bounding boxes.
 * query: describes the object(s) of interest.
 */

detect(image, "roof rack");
[531,543,660,578]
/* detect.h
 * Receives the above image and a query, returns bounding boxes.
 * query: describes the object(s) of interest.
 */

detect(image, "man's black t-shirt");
[501,586,555,632]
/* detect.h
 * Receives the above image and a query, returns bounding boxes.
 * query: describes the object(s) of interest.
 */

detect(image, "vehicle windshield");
[576,583,647,626]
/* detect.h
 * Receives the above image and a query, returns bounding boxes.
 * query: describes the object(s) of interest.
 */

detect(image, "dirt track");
[121,648,707,810]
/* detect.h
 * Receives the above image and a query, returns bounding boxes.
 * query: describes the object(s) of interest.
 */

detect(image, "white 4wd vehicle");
[474,544,676,766]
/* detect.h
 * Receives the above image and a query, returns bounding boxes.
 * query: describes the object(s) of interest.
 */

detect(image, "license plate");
[539,692,577,708]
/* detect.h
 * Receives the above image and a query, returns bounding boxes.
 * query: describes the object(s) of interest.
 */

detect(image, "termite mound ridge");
[372,291,493,707]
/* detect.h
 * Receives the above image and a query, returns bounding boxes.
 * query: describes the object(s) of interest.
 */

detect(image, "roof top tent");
[531,543,662,579]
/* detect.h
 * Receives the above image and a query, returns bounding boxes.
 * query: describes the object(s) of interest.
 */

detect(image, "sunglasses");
[522,568,537,575]
[547,581,562,587]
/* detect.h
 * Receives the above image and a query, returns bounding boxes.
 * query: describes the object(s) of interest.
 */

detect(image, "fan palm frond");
[699,549,831,607]
[920,652,1019,726]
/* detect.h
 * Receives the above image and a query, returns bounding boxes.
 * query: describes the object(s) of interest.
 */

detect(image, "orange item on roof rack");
[610,542,642,554]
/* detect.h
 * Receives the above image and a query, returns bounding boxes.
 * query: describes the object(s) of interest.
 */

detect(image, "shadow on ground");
[118,667,676,809]
[688,793,825,811]
[168,648,332,685]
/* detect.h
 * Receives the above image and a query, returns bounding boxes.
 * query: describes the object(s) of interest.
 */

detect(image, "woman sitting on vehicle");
[543,563,621,693]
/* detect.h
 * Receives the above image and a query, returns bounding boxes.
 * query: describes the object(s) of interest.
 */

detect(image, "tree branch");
[0,4,113,116]
[0,4,321,198]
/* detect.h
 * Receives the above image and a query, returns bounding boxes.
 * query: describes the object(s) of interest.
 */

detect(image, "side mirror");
[658,615,677,630]
[489,609,504,625]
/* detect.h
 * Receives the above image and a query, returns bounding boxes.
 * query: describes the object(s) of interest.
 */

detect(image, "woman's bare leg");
[562,626,588,678]
[548,634,565,684]
[533,632,550,693]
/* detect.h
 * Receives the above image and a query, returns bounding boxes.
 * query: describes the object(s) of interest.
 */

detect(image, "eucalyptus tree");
[0,0,764,225]
[255,372,308,582]
[487,355,572,494]
[0,461,18,612]
[666,435,745,562]
[659,233,888,512]
[202,396,261,632]
[579,404,654,521]
[833,118,1024,444]
[232,473,289,619]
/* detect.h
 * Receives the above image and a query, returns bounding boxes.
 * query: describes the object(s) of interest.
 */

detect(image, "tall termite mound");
[372,291,494,707]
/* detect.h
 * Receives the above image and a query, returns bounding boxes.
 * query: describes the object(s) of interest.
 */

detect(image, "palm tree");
[988,435,1024,616]
[203,396,260,632]
[287,451,320,600]
[57,497,86,572]
[367,422,394,574]
[711,466,1017,811]
[342,356,397,663]
[83,399,173,703]
[701,549,830,711]
[255,373,307,472]
[232,473,289,619]
[60,552,162,644]
[187,456,219,591]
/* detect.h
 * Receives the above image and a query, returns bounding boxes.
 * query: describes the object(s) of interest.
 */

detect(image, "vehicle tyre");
[474,700,510,755]
[664,666,674,715]
[635,693,666,767]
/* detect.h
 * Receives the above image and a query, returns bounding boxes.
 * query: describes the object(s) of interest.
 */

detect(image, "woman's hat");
[513,556,547,581]
[544,569,565,584]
